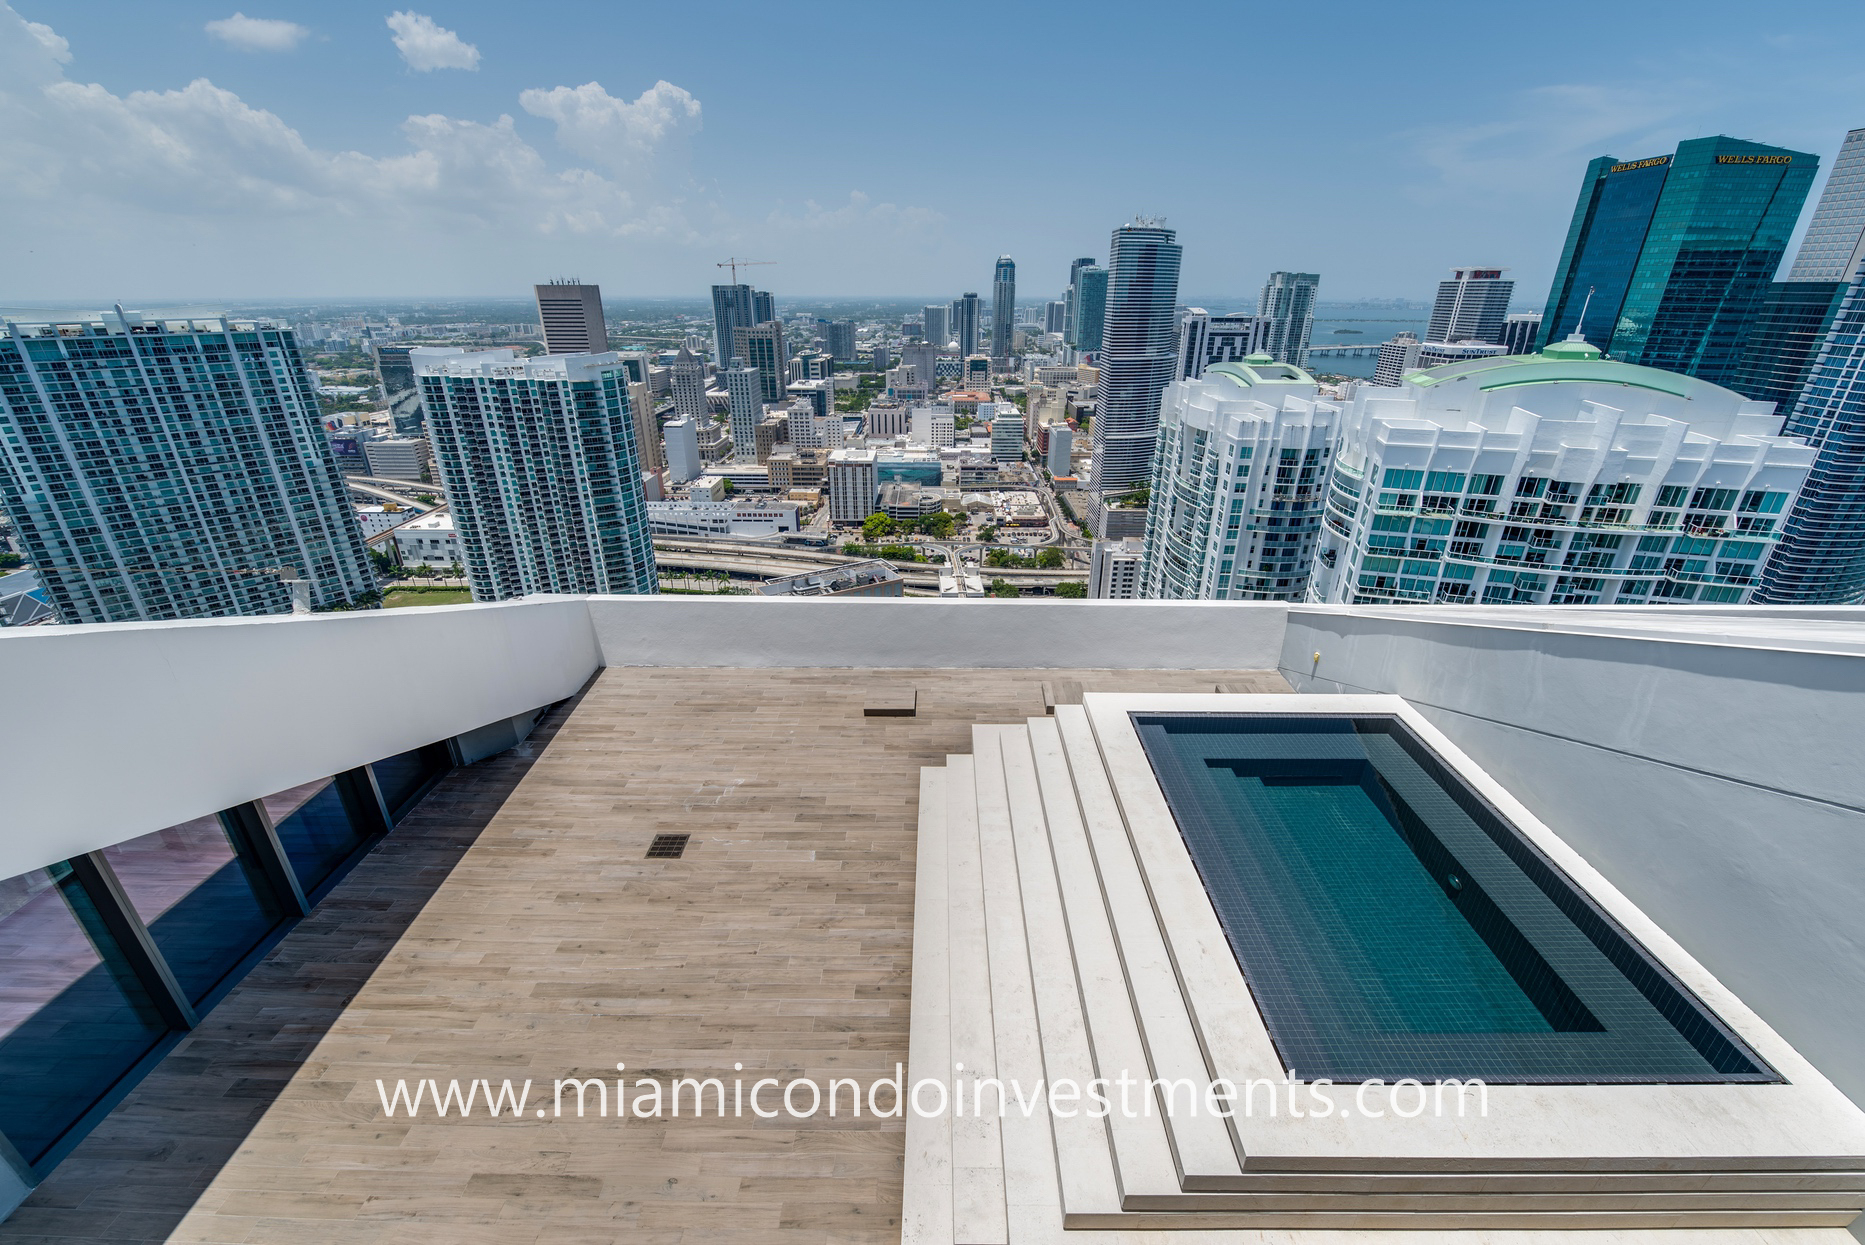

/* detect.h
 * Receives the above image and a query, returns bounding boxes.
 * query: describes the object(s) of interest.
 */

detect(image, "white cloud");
[205,13,310,53]
[22,17,67,63]
[386,11,478,72]
[519,81,701,173]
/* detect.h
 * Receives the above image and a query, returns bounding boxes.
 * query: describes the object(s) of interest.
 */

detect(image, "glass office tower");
[990,256,1016,364]
[1539,136,1817,386]
[1756,263,1865,603]
[1090,221,1182,491]
[1733,128,1865,415]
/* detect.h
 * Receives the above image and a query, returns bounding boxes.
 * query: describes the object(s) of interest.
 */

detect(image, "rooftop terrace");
[2,597,1864,1241]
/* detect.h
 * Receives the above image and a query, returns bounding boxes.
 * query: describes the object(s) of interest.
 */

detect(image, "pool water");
[1133,715,1775,1083]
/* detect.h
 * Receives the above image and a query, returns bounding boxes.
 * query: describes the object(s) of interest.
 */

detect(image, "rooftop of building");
[6,598,1865,1239]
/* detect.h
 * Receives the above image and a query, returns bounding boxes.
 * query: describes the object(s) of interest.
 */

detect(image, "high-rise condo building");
[0,310,374,623]
[1427,267,1514,344]
[724,357,763,463]
[1499,312,1543,355]
[416,348,657,598]
[613,351,663,475]
[1045,301,1066,335]
[739,321,789,404]
[1756,266,1865,603]
[991,256,1016,364]
[1074,267,1108,354]
[1733,129,1865,415]
[711,284,758,367]
[535,281,609,354]
[1538,136,1818,387]
[1046,425,1073,476]
[826,321,856,361]
[1064,256,1097,343]
[376,345,417,397]
[922,305,950,346]
[1372,332,1422,386]
[1310,338,1812,606]
[752,290,775,325]
[1176,309,1270,381]
[1090,221,1182,492]
[672,345,708,421]
[956,293,981,356]
[1138,357,1337,601]
[1257,271,1320,367]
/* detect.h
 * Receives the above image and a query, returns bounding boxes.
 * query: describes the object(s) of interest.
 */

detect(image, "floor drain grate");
[646,834,691,859]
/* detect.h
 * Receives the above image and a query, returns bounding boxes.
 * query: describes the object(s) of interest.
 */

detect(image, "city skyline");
[6,1,1865,302]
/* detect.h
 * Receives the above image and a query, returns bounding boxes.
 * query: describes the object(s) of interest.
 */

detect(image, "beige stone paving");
[3,667,1286,1244]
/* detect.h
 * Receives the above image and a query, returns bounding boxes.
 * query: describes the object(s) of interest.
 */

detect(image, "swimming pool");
[1133,713,1777,1084]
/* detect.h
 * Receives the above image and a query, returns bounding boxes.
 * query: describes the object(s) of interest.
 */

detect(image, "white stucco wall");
[588,596,1292,670]
[0,598,601,879]
[1279,604,1865,1109]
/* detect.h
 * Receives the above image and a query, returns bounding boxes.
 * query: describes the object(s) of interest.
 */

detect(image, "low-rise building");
[353,504,414,539]
[393,511,461,569]
[756,559,903,597]
[1089,537,1143,598]
[647,498,801,539]
[827,448,880,524]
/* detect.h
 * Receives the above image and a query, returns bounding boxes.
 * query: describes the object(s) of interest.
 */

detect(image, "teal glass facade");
[1539,137,1817,387]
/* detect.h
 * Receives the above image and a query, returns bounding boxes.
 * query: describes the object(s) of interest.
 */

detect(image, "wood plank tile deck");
[3,667,1288,1245]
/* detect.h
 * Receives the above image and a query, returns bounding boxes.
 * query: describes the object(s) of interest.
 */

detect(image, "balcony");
[3,598,1865,1237]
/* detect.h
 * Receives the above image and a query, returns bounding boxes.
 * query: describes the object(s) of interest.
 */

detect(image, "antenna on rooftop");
[1569,286,1596,344]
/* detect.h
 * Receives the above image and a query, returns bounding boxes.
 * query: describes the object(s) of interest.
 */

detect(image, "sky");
[4,1,1865,306]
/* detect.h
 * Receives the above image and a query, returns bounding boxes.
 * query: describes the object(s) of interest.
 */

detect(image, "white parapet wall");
[0,597,603,880]
[586,595,1293,670]
[1279,603,1865,1111]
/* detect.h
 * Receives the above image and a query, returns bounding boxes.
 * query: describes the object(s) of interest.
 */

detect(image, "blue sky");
[4,1,1864,305]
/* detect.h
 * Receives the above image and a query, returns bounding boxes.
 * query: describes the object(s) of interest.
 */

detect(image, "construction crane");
[715,258,775,284]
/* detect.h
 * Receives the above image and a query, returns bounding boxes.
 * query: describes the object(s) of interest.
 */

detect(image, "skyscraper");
[1064,256,1097,343]
[417,348,657,598]
[826,321,856,362]
[1426,267,1514,344]
[1538,136,1818,385]
[1257,271,1320,366]
[724,357,763,463]
[922,304,949,346]
[535,281,609,354]
[991,256,1016,364]
[1074,267,1108,354]
[672,345,707,421]
[1090,220,1182,492]
[752,289,775,325]
[1139,358,1337,601]
[956,293,982,356]
[739,321,789,404]
[711,284,757,367]
[0,309,374,623]
[1755,262,1865,604]
[1733,128,1865,414]
[1371,332,1422,386]
[663,416,702,484]
[1045,301,1066,335]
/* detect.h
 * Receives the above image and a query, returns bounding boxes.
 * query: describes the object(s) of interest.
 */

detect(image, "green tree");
[862,512,896,542]
[989,579,1020,598]
[1036,547,1065,569]
[984,548,1012,568]
[978,525,997,542]
[1054,581,1086,598]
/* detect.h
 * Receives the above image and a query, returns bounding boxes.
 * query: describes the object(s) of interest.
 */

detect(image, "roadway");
[650,536,1087,591]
